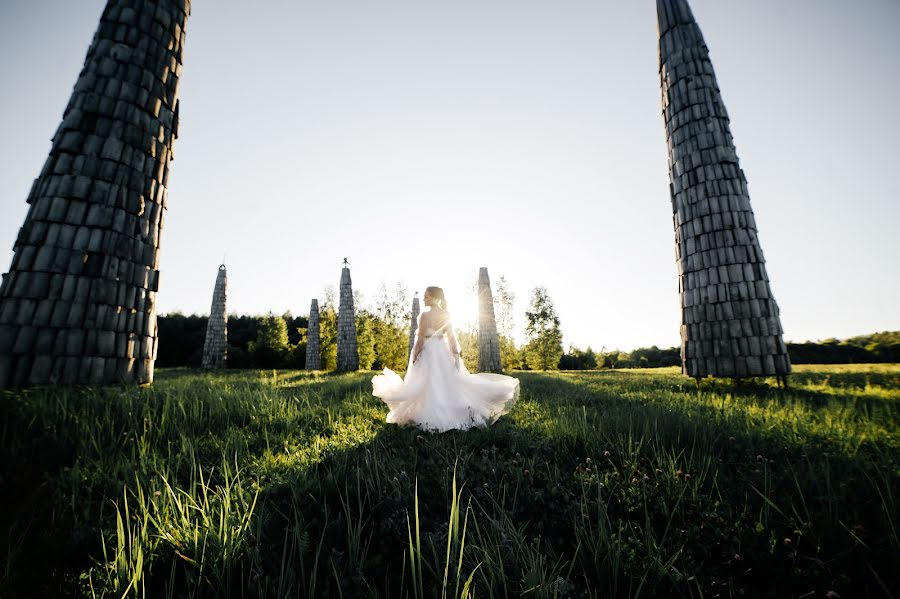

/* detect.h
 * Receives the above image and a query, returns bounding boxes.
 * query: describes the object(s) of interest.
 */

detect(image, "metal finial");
[342,257,349,267]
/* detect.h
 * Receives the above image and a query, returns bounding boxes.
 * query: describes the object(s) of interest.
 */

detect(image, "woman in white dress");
[371,286,520,432]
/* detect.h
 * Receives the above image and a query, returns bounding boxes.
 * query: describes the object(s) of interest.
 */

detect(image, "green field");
[1,365,898,598]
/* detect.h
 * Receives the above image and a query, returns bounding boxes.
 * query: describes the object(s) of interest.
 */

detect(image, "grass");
[1,364,898,598]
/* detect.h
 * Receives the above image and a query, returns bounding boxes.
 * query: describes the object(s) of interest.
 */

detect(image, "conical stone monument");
[0,0,190,388]
[657,0,790,380]
[305,298,321,370]
[477,267,502,372]
[201,265,227,369]
[408,292,420,358]
[336,259,358,372]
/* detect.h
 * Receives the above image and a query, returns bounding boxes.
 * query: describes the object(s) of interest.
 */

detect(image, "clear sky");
[1,0,898,351]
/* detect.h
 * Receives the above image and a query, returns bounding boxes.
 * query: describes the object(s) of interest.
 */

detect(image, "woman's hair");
[425,286,448,310]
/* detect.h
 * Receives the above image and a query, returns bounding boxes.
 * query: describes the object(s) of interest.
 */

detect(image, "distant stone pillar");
[0,0,190,388]
[201,265,227,369]
[477,267,502,372]
[657,0,791,379]
[408,293,420,357]
[336,260,358,371]
[305,298,321,370]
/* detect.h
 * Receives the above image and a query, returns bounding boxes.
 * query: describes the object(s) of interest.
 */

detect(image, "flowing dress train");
[371,325,519,432]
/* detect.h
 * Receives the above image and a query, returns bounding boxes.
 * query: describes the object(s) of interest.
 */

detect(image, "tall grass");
[1,365,898,597]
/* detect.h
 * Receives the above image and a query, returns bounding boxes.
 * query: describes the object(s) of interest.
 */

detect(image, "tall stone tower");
[336,259,358,372]
[477,267,502,372]
[305,298,321,370]
[201,265,227,369]
[408,292,420,358]
[0,0,190,388]
[657,0,790,379]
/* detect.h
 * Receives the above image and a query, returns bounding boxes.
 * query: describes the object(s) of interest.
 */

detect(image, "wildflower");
[586,457,592,464]
[153,490,161,498]
[676,469,684,477]
[825,592,840,599]
[643,474,650,481]
[416,435,424,443]
[685,473,691,480]
[729,436,736,443]
[603,450,611,458]
[783,538,792,545]
[733,553,742,561]
[756,454,764,461]
[631,477,639,484]
[524,469,530,476]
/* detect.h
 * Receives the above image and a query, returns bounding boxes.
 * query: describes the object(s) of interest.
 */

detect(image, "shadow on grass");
[1,369,898,598]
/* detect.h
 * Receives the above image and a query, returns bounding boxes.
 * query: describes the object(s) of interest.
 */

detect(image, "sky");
[1,0,898,351]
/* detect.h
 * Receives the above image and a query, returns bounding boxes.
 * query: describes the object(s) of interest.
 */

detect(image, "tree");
[523,286,564,371]
[371,282,410,371]
[319,286,338,371]
[249,313,291,368]
[559,345,597,370]
[456,324,479,372]
[494,275,521,369]
[356,309,376,370]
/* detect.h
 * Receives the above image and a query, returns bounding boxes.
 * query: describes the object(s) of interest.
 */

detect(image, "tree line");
[156,280,899,370]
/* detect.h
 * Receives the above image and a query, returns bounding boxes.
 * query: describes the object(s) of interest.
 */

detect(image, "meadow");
[1,365,898,598]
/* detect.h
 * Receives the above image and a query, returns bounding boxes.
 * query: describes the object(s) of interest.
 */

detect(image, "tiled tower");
[657,0,790,379]
[408,292,420,358]
[200,264,227,369]
[0,0,190,387]
[477,267,502,372]
[336,259,358,372]
[305,298,321,370]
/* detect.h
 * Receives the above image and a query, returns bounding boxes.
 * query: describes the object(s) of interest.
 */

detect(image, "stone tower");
[0,0,190,388]
[657,0,790,379]
[336,259,358,371]
[477,267,502,372]
[408,292,420,358]
[201,265,227,369]
[305,298,321,370]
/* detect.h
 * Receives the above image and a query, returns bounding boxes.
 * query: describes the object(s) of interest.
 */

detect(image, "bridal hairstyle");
[425,286,448,310]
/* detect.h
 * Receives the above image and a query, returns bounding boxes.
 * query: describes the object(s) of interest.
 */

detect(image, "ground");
[1,365,898,598]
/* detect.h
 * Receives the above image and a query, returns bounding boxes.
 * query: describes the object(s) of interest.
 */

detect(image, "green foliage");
[1,365,898,597]
[524,286,564,370]
[371,283,411,372]
[457,327,479,372]
[356,310,377,370]
[319,302,338,371]
[787,331,900,364]
[499,334,522,370]
[597,346,681,369]
[249,313,289,368]
[559,345,598,370]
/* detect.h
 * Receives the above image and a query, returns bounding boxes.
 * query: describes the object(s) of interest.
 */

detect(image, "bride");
[372,286,520,432]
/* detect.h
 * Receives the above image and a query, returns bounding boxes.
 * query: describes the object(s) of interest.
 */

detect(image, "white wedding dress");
[372,319,519,432]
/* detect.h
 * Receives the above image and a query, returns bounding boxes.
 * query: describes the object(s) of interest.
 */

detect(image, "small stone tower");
[336,259,358,371]
[201,264,227,370]
[305,298,321,370]
[0,0,190,388]
[477,267,502,372]
[408,292,420,358]
[657,0,791,379]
